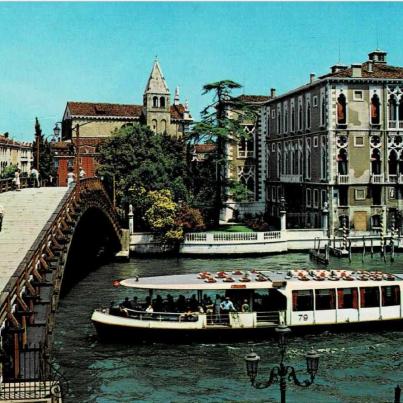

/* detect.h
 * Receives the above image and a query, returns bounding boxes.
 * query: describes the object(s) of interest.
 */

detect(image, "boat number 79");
[298,314,309,321]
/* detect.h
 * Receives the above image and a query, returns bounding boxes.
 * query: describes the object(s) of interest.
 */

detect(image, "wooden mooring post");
[370,238,374,258]
[395,384,401,403]
[362,236,365,262]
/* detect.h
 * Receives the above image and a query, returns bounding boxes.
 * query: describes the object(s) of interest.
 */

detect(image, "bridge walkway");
[0,187,69,292]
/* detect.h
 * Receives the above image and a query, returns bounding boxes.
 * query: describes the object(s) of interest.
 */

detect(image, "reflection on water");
[53,253,403,402]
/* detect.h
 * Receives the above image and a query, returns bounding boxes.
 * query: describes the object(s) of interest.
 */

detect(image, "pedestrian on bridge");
[67,168,76,187]
[30,165,40,188]
[0,204,4,232]
[14,169,21,191]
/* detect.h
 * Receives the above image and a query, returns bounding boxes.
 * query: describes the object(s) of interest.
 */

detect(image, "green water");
[53,253,403,402]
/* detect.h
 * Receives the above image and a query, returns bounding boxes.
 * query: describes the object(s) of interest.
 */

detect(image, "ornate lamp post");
[244,324,320,403]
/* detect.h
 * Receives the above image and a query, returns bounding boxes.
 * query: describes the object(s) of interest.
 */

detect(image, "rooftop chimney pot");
[352,64,362,78]
[310,73,316,84]
[270,88,276,98]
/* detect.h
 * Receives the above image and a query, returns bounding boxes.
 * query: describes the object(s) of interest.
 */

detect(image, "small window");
[354,136,364,147]
[382,286,400,306]
[271,187,276,202]
[277,186,281,201]
[389,188,396,200]
[292,290,313,311]
[354,188,366,200]
[272,109,276,119]
[321,190,327,207]
[313,96,318,107]
[353,90,363,101]
[313,136,318,147]
[271,143,276,152]
[337,288,358,309]
[315,289,336,310]
[306,188,312,207]
[360,287,380,308]
[313,189,319,207]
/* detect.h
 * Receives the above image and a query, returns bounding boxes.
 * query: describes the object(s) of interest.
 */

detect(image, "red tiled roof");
[0,135,31,147]
[67,102,143,118]
[194,144,216,153]
[235,94,270,103]
[170,104,191,120]
[320,62,403,80]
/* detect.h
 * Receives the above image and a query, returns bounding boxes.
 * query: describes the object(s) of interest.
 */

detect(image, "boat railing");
[256,311,284,323]
[117,307,201,322]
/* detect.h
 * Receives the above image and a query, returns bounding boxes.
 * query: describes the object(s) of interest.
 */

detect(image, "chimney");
[270,88,276,98]
[4,132,9,138]
[174,86,180,106]
[367,61,373,73]
[331,64,348,74]
[310,73,316,84]
[351,64,362,78]
[368,49,387,64]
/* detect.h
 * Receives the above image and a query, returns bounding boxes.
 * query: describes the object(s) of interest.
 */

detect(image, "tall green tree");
[190,80,256,226]
[32,118,56,181]
[97,123,191,230]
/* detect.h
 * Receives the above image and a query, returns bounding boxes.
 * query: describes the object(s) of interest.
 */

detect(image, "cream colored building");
[61,60,192,146]
[0,133,33,175]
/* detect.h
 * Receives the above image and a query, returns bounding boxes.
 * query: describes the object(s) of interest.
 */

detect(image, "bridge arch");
[0,178,123,389]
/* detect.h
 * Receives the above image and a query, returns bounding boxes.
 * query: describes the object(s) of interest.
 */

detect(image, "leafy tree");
[190,80,257,226]
[32,118,57,181]
[175,203,205,231]
[97,124,205,239]
[0,164,18,179]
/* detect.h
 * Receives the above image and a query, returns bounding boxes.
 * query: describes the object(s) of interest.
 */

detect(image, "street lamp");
[244,324,320,403]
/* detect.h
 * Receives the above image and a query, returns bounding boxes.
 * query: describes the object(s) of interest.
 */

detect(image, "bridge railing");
[0,177,121,381]
[0,177,29,193]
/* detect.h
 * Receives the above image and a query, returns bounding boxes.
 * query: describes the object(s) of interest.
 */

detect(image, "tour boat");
[91,269,403,341]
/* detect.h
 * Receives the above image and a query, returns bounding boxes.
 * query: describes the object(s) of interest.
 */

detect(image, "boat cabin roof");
[119,270,403,291]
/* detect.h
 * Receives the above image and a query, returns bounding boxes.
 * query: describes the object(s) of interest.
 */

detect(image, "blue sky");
[1,2,403,141]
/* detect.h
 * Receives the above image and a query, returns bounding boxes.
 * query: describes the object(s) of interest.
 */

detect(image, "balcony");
[388,120,403,129]
[279,174,303,183]
[370,174,383,184]
[336,174,349,184]
[388,174,398,184]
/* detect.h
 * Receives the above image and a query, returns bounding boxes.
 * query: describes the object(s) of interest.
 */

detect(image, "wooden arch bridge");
[0,178,124,401]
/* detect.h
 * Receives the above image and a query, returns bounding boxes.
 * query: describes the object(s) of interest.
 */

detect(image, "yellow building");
[0,133,33,175]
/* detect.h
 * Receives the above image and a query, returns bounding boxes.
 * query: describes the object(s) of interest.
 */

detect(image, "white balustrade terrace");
[184,231,282,243]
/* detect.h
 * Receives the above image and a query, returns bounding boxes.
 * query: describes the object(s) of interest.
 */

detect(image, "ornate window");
[320,94,326,127]
[291,102,295,132]
[238,125,255,158]
[152,96,159,108]
[277,105,282,134]
[305,138,311,179]
[284,103,288,134]
[237,165,255,201]
[298,98,303,131]
[370,94,380,125]
[320,136,327,180]
[337,93,347,125]
[160,97,166,108]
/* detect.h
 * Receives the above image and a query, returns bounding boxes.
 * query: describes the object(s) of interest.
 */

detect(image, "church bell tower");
[143,59,171,134]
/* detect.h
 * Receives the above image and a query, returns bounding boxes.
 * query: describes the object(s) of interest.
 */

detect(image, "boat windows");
[292,290,313,311]
[360,287,380,308]
[315,289,336,310]
[337,288,358,309]
[382,286,400,306]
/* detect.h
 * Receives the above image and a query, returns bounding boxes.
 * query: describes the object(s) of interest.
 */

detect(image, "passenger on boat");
[220,297,236,324]
[121,297,132,309]
[145,304,154,313]
[241,299,251,313]
[214,295,222,323]
[205,298,214,324]
[165,294,175,312]
[130,297,140,310]
[176,295,186,312]
[180,307,197,322]
[154,295,164,312]
[189,295,198,311]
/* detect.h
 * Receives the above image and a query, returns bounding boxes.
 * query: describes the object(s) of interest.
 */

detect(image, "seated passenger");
[130,297,140,310]
[145,304,154,313]
[241,299,251,312]
[121,297,132,309]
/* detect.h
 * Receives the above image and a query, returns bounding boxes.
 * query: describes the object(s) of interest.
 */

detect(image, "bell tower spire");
[143,59,171,133]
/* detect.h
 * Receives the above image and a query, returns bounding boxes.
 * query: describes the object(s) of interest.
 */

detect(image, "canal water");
[54,253,403,402]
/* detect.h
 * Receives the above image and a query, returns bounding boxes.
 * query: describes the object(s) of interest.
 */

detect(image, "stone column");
[128,204,134,235]
[279,197,286,231]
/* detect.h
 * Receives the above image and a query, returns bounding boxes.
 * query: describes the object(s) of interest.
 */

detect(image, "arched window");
[160,97,166,108]
[291,105,295,132]
[152,119,158,133]
[337,93,347,125]
[298,104,303,131]
[337,148,348,175]
[277,109,282,134]
[371,148,381,175]
[305,138,311,178]
[321,136,327,179]
[153,96,158,108]
[306,101,311,129]
[399,99,403,123]
[284,108,288,133]
[160,119,167,133]
[389,95,397,122]
[370,94,380,125]
[389,150,398,175]
[320,96,326,126]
